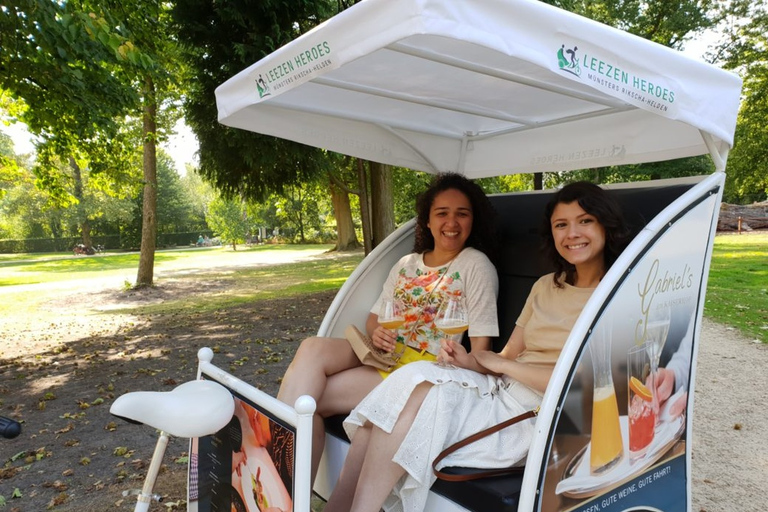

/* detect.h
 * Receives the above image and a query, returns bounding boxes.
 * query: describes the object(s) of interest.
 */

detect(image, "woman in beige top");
[325,181,631,512]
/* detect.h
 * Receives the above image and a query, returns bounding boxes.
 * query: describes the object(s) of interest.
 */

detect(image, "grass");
[705,232,768,343]
[112,253,365,315]
[0,244,351,319]
[0,244,335,286]
[1,235,765,343]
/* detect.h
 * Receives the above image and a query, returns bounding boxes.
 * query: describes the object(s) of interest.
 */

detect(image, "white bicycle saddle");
[110,380,235,438]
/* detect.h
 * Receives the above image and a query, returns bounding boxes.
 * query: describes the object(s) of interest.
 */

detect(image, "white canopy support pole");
[469,105,636,140]
[457,132,474,175]
[374,123,444,172]
[701,130,729,172]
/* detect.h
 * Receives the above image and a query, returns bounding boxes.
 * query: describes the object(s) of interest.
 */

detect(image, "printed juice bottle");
[590,384,624,474]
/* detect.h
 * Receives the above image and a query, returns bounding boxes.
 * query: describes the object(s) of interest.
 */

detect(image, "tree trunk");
[69,156,93,248]
[357,159,373,254]
[330,177,360,251]
[370,161,394,248]
[136,75,158,288]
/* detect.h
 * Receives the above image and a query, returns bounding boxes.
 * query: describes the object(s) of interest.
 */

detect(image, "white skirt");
[344,361,543,512]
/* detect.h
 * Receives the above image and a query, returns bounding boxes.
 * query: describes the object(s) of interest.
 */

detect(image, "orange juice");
[379,319,405,330]
[590,385,624,474]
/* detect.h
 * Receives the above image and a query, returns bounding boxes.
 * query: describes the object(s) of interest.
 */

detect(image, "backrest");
[322,181,698,352]
[483,182,696,352]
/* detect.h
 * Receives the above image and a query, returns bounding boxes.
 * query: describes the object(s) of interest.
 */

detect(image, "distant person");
[197,235,204,246]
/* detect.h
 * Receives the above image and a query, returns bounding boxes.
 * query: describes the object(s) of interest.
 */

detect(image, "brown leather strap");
[432,407,539,482]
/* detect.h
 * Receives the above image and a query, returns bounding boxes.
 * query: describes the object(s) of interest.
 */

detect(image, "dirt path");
[0,251,765,511]
[690,319,768,511]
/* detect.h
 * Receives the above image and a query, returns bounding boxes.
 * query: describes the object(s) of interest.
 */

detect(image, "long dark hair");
[413,173,499,264]
[541,181,631,287]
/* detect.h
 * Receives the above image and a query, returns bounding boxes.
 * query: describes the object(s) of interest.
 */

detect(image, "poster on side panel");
[537,190,719,512]
[189,386,295,512]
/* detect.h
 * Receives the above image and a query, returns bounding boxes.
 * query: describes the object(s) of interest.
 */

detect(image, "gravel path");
[691,319,768,512]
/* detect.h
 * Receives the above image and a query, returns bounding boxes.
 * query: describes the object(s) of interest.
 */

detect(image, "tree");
[545,0,716,48]
[0,131,23,200]
[715,1,768,203]
[179,167,216,231]
[172,0,335,201]
[2,0,185,285]
[1,1,143,245]
[206,196,249,250]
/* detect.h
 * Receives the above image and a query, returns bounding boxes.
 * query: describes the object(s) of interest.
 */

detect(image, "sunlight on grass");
[102,252,363,316]
[706,233,768,343]
[0,245,335,286]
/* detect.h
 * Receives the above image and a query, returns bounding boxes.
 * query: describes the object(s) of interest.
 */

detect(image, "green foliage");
[271,181,334,243]
[172,0,336,200]
[206,196,250,249]
[0,1,141,140]
[706,233,768,343]
[544,0,716,48]
[716,2,768,203]
[0,132,23,200]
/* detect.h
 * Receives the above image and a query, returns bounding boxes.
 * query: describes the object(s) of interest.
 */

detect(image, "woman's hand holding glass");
[376,298,404,353]
[434,298,469,368]
[438,338,471,368]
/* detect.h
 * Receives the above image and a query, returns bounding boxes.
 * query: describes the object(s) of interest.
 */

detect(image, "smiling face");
[427,188,473,256]
[550,200,606,275]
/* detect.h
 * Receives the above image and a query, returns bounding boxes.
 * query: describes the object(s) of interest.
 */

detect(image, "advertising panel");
[537,189,719,512]
[189,387,296,512]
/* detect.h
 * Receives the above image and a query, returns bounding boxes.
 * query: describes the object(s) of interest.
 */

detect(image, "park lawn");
[111,252,366,315]
[1,236,765,343]
[705,232,768,343]
[0,244,334,286]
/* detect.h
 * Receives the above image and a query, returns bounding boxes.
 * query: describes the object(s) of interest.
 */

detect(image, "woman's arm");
[474,325,553,393]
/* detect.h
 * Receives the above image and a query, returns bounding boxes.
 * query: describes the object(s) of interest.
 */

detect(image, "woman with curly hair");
[277,172,500,484]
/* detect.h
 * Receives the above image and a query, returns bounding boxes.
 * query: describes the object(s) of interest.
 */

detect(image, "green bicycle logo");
[557,45,581,77]
[256,74,271,98]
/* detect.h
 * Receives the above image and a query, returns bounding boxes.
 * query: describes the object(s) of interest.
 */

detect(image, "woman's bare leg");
[349,382,432,512]
[322,424,372,512]
[277,336,382,482]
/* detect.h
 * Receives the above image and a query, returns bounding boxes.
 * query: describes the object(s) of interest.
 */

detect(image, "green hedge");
[0,231,214,254]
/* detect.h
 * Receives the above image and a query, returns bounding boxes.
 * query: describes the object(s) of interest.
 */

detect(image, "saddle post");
[133,431,170,512]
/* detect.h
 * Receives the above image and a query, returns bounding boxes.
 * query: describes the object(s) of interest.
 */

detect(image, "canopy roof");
[215,0,742,178]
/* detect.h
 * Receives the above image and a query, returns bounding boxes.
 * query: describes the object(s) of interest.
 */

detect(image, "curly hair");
[412,173,499,265]
[541,181,631,287]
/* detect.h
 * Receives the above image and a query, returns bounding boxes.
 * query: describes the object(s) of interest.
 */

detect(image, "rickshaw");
[117,1,744,511]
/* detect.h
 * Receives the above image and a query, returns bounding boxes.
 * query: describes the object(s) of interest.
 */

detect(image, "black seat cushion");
[324,414,524,511]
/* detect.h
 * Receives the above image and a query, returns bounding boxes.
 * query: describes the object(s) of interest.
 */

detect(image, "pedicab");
[190,0,742,511]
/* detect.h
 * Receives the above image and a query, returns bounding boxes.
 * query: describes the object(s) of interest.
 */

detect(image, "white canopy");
[215,0,742,178]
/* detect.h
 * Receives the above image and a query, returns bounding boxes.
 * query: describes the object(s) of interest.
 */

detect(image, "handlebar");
[0,416,21,439]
